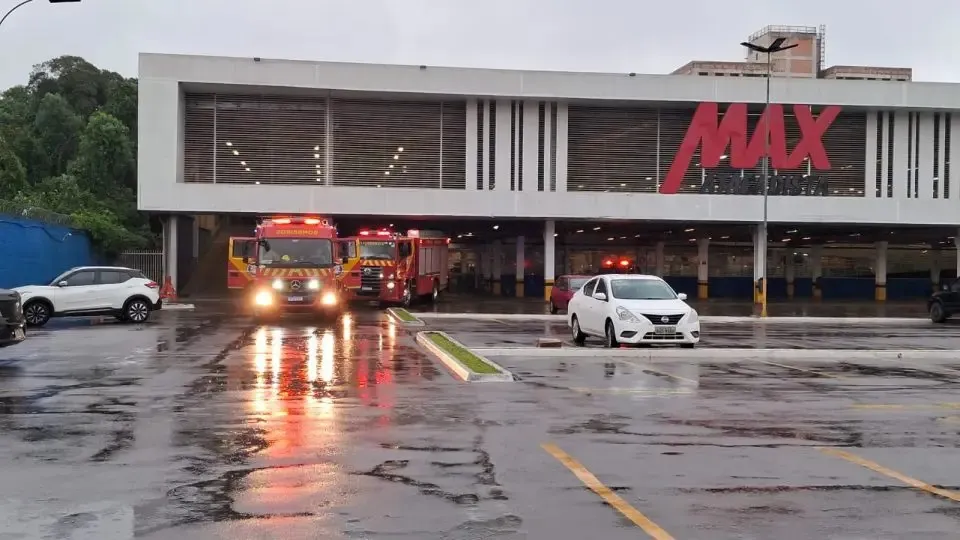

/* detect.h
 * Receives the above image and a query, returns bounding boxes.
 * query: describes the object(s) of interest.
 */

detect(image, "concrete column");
[165,215,179,291]
[484,244,494,294]
[956,231,960,278]
[785,252,796,299]
[515,236,525,298]
[810,246,823,299]
[492,240,502,296]
[697,238,709,299]
[931,249,941,292]
[655,241,665,276]
[753,225,767,305]
[875,241,888,302]
[544,220,556,301]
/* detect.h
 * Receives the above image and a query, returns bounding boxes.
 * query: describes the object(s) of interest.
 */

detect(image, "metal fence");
[114,251,164,282]
[0,199,76,227]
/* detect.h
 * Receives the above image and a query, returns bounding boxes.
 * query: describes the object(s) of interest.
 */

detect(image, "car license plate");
[654,326,676,335]
[287,296,304,302]
[13,328,25,340]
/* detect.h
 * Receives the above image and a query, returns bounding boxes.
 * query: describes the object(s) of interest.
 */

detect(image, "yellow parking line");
[541,443,675,539]
[568,387,694,396]
[851,402,960,410]
[819,447,960,503]
[618,359,698,385]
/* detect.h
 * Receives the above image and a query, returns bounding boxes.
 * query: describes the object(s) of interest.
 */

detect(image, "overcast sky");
[0,0,957,89]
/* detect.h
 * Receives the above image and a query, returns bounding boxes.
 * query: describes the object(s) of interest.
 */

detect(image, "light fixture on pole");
[740,36,797,318]
[0,0,80,30]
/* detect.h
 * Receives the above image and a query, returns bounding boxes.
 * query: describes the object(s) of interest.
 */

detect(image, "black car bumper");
[0,321,26,348]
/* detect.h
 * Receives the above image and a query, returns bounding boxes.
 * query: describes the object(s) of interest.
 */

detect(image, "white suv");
[14,266,162,327]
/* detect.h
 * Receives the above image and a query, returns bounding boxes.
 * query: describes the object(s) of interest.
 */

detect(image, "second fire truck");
[340,228,449,307]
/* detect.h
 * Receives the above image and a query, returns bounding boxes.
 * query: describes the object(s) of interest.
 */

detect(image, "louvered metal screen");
[569,104,867,196]
[183,93,465,189]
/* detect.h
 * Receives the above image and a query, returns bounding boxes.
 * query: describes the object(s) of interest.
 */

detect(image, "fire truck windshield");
[358,240,396,260]
[258,238,334,268]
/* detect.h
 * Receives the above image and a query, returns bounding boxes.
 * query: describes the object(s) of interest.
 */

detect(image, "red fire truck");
[339,228,450,307]
[246,216,345,318]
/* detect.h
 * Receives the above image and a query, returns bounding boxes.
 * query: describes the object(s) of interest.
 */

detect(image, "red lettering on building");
[659,102,842,194]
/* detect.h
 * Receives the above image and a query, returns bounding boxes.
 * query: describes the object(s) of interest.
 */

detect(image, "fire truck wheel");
[401,282,413,308]
[430,280,440,303]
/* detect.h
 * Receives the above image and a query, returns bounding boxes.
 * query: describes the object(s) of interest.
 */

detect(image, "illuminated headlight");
[254,290,274,306]
[386,273,394,280]
[320,292,338,306]
[386,282,396,290]
[307,279,320,290]
[615,306,640,322]
[271,279,284,290]
[686,309,699,324]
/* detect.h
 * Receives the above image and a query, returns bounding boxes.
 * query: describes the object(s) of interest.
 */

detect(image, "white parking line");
[414,312,928,325]
[472,347,960,362]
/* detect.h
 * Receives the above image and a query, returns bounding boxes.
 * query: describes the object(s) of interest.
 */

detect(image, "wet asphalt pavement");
[430,318,960,350]
[2,305,960,538]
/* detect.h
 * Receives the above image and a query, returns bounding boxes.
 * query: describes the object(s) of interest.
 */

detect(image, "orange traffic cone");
[160,276,178,301]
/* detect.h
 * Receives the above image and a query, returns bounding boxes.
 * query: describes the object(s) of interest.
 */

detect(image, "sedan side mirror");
[677,292,688,301]
[592,292,607,301]
[58,281,68,287]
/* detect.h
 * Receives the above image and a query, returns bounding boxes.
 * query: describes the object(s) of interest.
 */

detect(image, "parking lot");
[2,305,960,538]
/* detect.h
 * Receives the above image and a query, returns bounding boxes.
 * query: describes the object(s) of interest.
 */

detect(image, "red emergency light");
[619,259,630,267]
[264,216,330,226]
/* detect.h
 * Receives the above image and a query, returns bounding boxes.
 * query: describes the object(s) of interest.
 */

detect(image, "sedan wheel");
[125,299,151,323]
[570,316,586,346]
[549,301,558,314]
[604,321,619,349]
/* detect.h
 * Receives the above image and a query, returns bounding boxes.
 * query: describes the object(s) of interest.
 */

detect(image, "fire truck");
[246,216,345,318]
[339,228,450,307]
[227,236,256,289]
[601,257,637,274]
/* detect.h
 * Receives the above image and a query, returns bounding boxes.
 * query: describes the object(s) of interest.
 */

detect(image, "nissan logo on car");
[661,316,670,324]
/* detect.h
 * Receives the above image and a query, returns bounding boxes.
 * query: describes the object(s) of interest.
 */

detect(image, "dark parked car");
[0,289,26,348]
[928,280,960,323]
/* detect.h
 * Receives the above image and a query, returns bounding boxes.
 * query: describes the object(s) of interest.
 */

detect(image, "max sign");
[659,102,842,195]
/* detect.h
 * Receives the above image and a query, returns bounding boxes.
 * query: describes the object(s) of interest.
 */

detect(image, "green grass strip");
[391,308,419,322]
[426,333,500,374]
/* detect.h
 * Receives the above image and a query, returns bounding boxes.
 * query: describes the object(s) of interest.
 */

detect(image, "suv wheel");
[23,301,51,327]
[930,302,948,323]
[124,299,151,324]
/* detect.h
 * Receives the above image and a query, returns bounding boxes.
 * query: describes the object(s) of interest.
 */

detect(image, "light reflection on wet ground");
[1,305,960,538]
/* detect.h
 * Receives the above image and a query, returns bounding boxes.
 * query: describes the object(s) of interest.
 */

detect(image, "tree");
[28,56,103,119]
[33,93,83,175]
[0,136,27,194]
[69,111,135,197]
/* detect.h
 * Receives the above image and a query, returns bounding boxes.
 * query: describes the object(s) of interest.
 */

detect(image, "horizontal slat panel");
[570,104,867,197]
[183,94,466,189]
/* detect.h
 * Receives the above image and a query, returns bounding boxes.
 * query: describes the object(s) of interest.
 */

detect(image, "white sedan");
[567,274,700,348]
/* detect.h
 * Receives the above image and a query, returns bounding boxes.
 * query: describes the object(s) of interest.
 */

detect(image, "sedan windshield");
[568,277,589,290]
[610,279,677,300]
[359,240,396,260]
[259,238,333,267]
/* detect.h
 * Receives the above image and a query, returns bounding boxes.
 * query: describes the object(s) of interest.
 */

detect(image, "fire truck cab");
[247,216,345,319]
[340,228,449,307]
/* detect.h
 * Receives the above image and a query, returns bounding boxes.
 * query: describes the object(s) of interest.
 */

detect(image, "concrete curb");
[161,303,196,311]
[413,312,929,325]
[415,331,514,382]
[386,307,425,326]
[472,346,960,362]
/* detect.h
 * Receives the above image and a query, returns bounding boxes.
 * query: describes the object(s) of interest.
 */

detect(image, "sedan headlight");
[687,309,699,324]
[616,306,639,322]
[307,279,320,290]
[271,279,284,290]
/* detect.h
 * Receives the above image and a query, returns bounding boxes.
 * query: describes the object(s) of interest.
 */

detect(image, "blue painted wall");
[0,217,93,289]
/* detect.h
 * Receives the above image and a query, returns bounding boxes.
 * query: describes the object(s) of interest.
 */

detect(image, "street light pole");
[741,37,797,318]
[0,0,80,30]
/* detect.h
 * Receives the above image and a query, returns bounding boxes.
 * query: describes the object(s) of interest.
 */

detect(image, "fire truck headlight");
[386,282,396,290]
[254,290,273,306]
[271,279,284,290]
[386,273,394,280]
[320,292,338,306]
[307,279,320,290]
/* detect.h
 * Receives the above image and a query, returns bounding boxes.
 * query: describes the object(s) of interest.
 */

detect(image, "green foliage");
[0,55,153,253]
